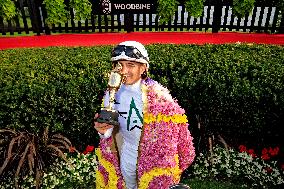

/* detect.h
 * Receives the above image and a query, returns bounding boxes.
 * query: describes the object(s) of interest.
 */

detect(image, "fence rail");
[1,0,284,36]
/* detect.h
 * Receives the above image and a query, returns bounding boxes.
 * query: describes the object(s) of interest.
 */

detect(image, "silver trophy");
[96,62,125,126]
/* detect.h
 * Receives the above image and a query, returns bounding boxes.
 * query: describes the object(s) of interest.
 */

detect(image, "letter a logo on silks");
[127,98,143,131]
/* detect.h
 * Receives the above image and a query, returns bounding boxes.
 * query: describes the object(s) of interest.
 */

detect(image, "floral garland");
[96,78,194,189]
[95,169,106,188]
[137,78,192,188]
[144,113,187,124]
[95,148,120,188]
[138,155,181,189]
[142,78,187,124]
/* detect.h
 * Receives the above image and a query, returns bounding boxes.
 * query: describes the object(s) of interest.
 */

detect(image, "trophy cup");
[96,62,125,126]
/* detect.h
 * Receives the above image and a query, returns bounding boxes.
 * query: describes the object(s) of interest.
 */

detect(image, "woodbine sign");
[99,0,157,14]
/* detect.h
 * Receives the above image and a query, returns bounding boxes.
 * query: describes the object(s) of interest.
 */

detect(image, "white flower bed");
[192,146,284,188]
[0,152,98,189]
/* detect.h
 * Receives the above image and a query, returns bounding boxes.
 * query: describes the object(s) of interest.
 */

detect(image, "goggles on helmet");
[112,45,148,62]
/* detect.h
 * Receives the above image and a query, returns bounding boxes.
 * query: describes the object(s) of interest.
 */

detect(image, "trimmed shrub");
[0,44,284,149]
[0,46,112,147]
[147,44,284,148]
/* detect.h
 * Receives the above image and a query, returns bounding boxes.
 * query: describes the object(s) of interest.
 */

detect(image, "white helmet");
[111,41,149,69]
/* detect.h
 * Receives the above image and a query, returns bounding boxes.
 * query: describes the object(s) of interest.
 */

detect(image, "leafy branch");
[0,0,17,21]
[185,0,205,18]
[157,0,205,24]
[43,0,69,25]
[70,0,92,21]
[157,0,179,24]
[43,0,92,26]
[232,0,256,18]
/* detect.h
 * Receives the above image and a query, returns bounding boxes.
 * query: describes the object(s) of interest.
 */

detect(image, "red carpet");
[1,32,284,50]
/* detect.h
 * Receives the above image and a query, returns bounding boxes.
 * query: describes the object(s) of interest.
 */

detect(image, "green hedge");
[0,47,112,147]
[0,44,283,149]
[148,44,284,148]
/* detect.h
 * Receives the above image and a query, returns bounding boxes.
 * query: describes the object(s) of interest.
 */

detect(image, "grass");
[182,178,248,189]
[0,32,36,37]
